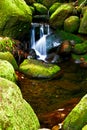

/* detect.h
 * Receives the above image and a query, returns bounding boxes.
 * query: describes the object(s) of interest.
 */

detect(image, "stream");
[17,59,87,129]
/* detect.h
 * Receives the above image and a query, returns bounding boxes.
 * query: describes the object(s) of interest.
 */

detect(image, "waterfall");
[31,25,35,49]
[40,24,44,38]
[30,23,51,61]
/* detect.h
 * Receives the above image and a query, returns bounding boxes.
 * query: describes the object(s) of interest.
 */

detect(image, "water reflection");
[18,60,87,128]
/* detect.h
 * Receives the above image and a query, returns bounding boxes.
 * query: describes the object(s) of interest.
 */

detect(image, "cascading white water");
[31,25,36,49]
[30,23,51,61]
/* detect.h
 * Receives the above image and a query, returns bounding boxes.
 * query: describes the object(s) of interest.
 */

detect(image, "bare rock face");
[0,77,40,130]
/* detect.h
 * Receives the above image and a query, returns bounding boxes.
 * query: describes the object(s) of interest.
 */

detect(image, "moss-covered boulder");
[0,77,40,130]
[64,16,80,33]
[79,10,87,34]
[33,3,48,15]
[0,0,32,39]
[82,125,87,130]
[49,2,61,15]
[0,51,18,70]
[0,37,15,52]
[72,40,87,54]
[49,3,74,29]
[63,94,87,130]
[0,59,17,82]
[19,59,61,79]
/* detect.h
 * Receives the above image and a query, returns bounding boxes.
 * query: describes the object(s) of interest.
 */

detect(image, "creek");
[17,23,87,129]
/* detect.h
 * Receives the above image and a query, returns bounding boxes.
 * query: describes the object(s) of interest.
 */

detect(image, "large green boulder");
[49,2,61,15]
[0,0,32,39]
[82,125,87,130]
[79,10,87,34]
[0,59,17,82]
[19,59,61,79]
[0,51,18,70]
[64,16,80,33]
[49,3,74,29]
[33,3,48,14]
[63,94,87,130]
[0,77,40,130]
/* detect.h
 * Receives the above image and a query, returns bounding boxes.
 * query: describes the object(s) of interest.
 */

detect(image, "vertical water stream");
[30,23,51,61]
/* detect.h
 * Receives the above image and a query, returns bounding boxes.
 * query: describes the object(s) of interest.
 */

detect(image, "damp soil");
[17,59,87,129]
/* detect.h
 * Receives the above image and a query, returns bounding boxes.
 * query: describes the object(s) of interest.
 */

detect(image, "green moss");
[0,37,15,52]
[0,0,32,38]
[73,40,87,54]
[50,3,74,28]
[82,125,87,130]
[64,16,80,33]
[49,2,61,15]
[0,59,17,82]
[56,29,84,43]
[0,77,40,130]
[72,54,87,62]
[0,51,18,70]
[33,3,48,14]
[79,10,87,34]
[63,94,87,130]
[19,59,61,78]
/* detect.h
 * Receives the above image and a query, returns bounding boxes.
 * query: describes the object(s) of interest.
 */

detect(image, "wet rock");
[0,77,40,130]
[63,94,87,130]
[0,51,18,70]
[64,16,80,33]
[19,59,61,79]
[0,59,17,82]
[0,0,32,39]
[58,40,72,60]
[27,49,37,59]
[49,3,74,29]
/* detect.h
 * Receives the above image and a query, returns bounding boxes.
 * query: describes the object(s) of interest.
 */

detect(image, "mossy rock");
[38,0,58,8]
[0,51,18,70]
[79,10,87,34]
[19,59,61,79]
[72,40,87,54]
[0,0,32,39]
[33,3,48,14]
[56,29,84,43]
[49,3,74,29]
[82,125,87,130]
[0,59,17,82]
[49,2,61,15]
[72,53,87,63]
[63,94,87,130]
[64,16,80,33]
[0,77,40,130]
[0,37,15,52]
